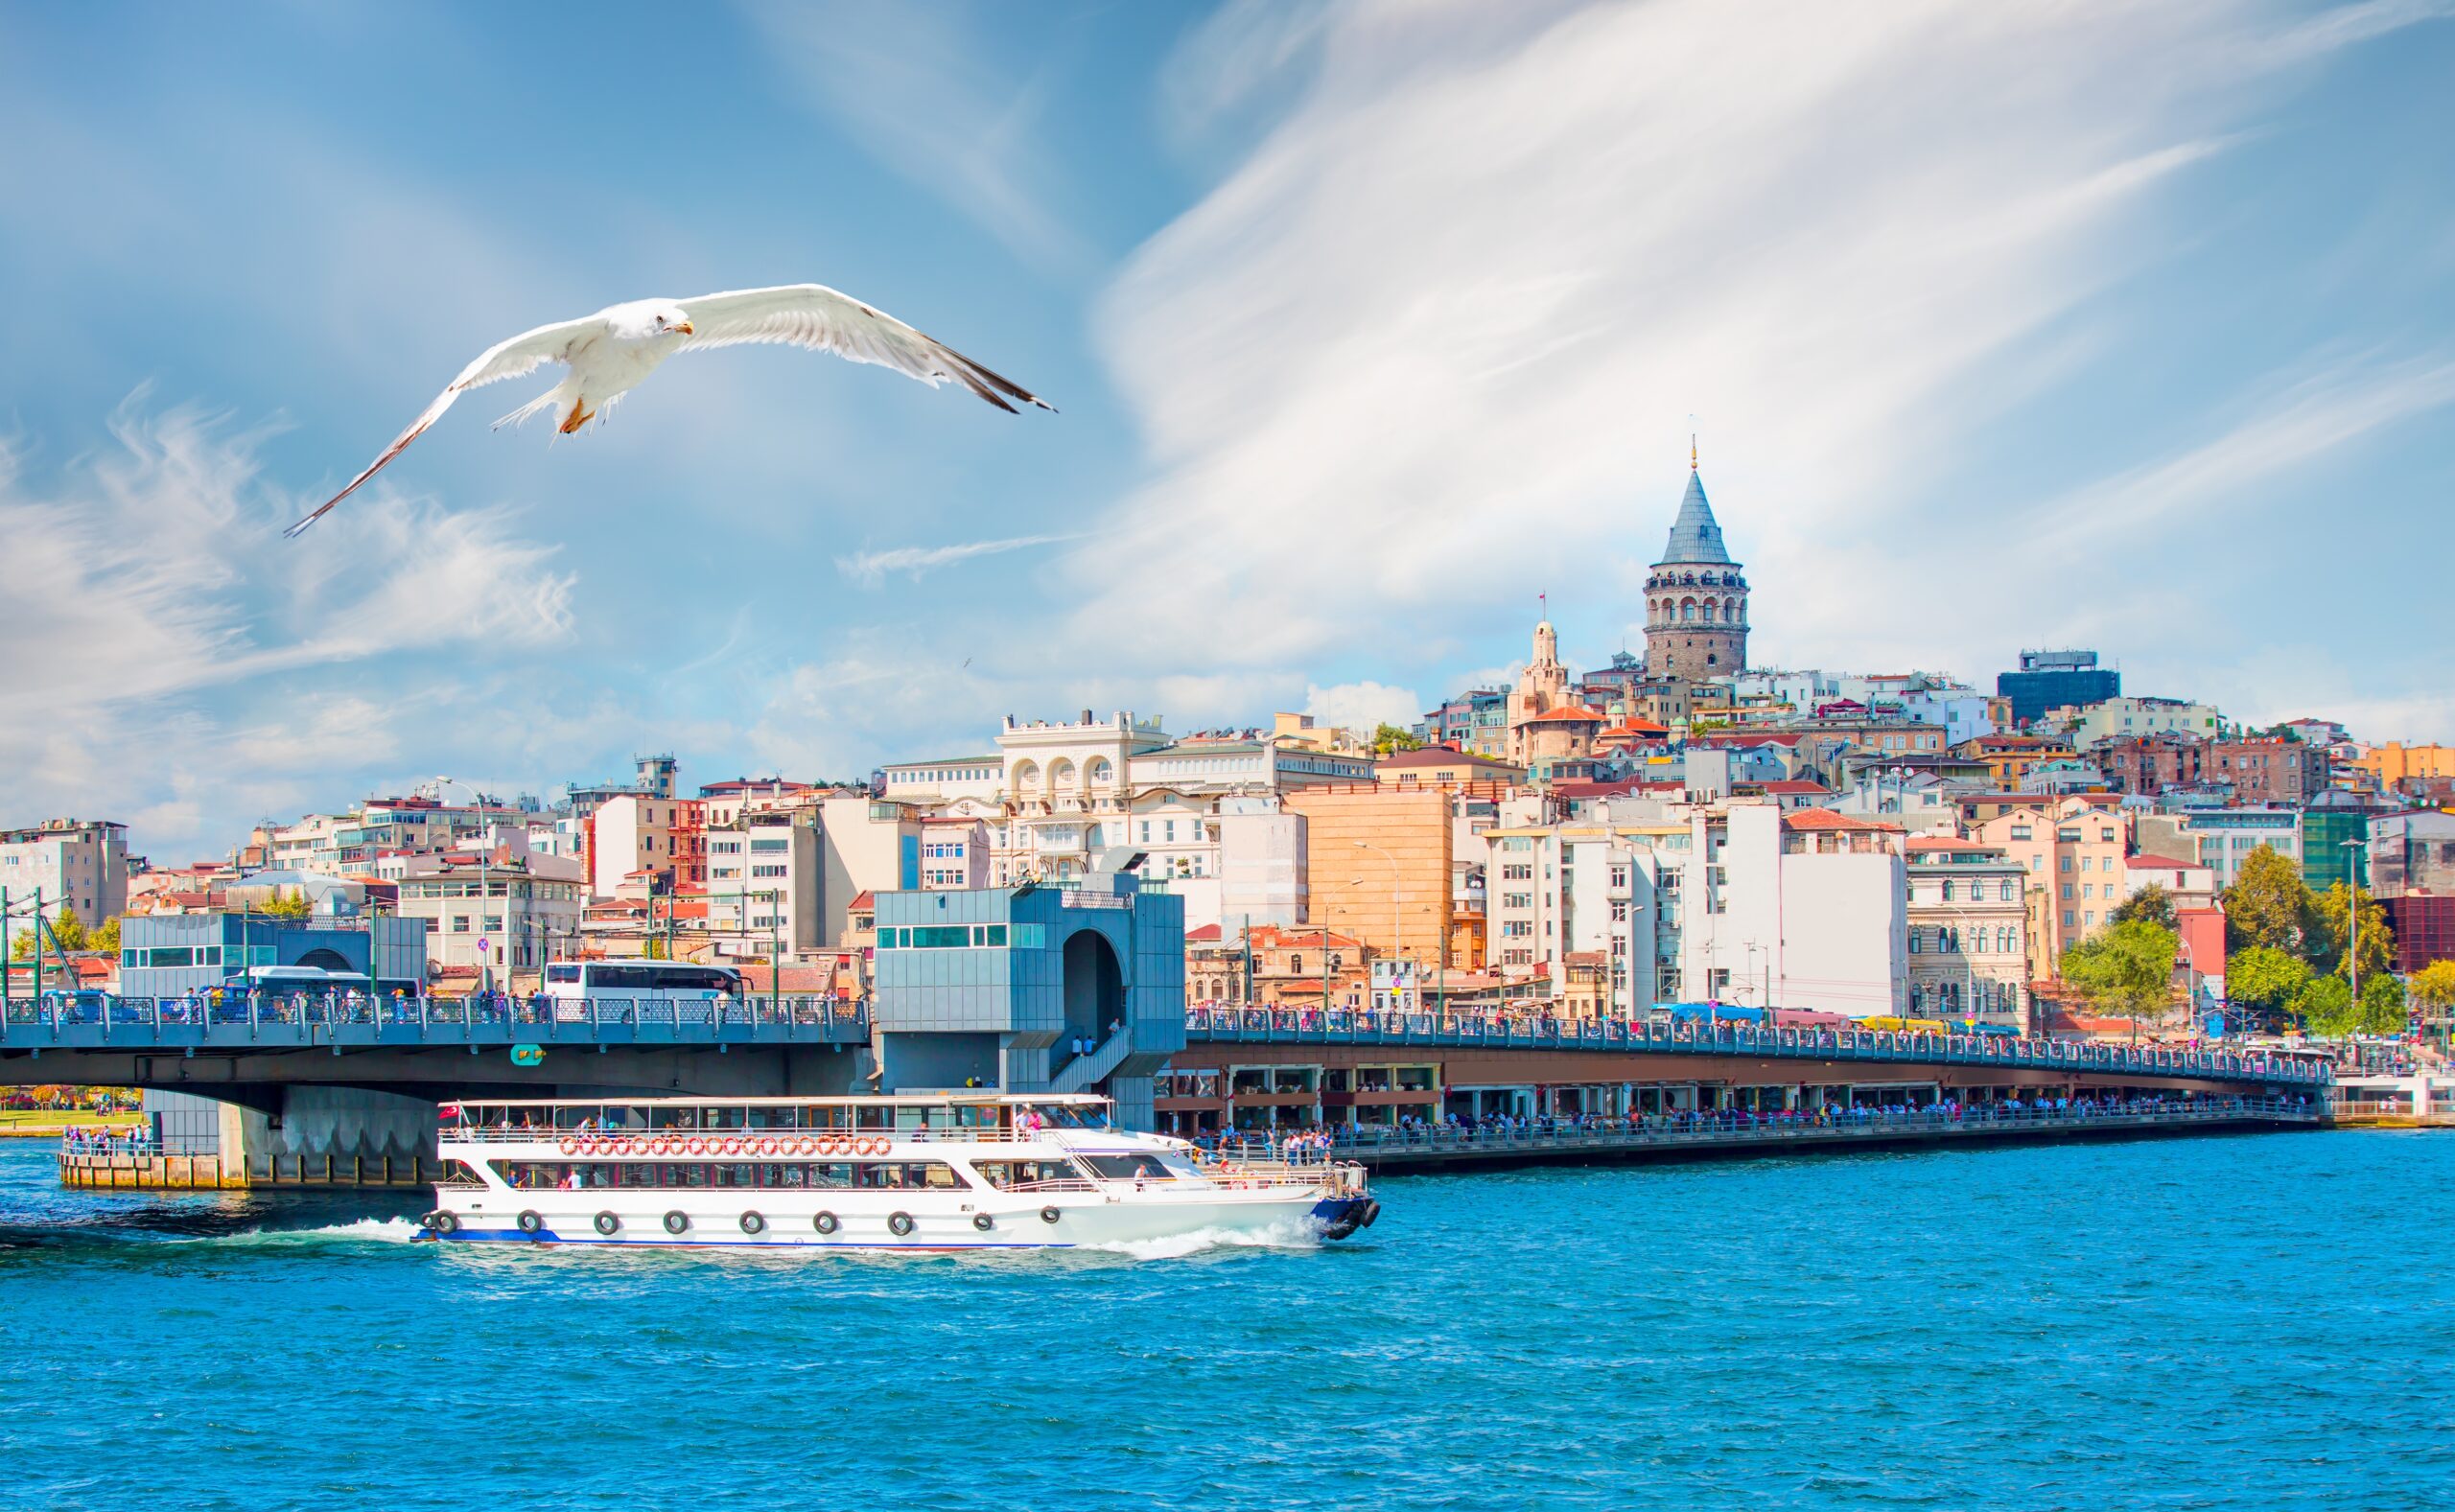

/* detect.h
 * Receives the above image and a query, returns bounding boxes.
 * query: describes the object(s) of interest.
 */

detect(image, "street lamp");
[2342,837,2367,1024]
[429,777,499,994]
[1354,841,1408,1012]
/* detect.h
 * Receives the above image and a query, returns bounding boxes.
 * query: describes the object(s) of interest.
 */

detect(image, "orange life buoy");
[559,1138,578,1156]
[863,1137,888,1157]
[721,1138,743,1156]
[686,1137,707,1155]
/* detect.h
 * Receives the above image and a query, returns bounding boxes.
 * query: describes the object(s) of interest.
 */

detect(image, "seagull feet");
[558,396,596,434]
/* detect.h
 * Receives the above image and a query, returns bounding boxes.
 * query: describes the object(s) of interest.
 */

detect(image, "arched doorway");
[1062,929,1123,1047]
[296,947,354,974]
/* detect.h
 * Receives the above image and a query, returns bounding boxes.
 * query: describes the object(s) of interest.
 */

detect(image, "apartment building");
[0,818,129,951]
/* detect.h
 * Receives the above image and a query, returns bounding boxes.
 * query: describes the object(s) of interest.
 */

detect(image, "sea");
[0,1128,2446,1512]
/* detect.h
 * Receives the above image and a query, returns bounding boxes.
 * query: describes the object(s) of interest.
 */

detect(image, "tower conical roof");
[1654,470,1733,567]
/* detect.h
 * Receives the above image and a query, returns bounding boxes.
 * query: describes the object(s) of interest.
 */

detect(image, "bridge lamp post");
[1353,841,1406,1011]
[430,778,498,994]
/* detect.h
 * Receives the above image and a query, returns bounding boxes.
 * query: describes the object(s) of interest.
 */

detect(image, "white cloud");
[835,532,1080,586]
[0,402,581,856]
[736,1,1093,274]
[1058,0,2447,696]
[1303,680,1424,736]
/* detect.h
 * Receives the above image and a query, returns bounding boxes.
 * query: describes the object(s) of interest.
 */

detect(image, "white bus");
[542,960,744,1011]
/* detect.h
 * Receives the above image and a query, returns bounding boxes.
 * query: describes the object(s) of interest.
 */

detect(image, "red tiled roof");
[1185,923,1224,943]
[1598,720,1671,738]
[1783,807,1905,833]
[847,890,876,911]
[1522,704,1607,725]
[2125,854,2200,870]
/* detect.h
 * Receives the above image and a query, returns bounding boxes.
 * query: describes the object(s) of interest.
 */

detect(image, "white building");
[393,849,587,976]
[588,793,707,898]
[702,808,822,957]
[2054,696,2223,747]
[1,819,128,951]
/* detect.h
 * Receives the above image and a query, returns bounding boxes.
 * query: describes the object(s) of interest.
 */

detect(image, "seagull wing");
[672,284,1053,414]
[285,314,600,537]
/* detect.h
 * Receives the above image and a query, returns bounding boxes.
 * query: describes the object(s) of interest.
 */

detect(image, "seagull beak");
[675,321,694,336]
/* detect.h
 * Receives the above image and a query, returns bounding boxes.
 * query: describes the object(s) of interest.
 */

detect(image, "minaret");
[1642,446,1748,681]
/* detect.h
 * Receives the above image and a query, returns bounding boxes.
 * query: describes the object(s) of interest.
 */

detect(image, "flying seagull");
[284,283,1052,537]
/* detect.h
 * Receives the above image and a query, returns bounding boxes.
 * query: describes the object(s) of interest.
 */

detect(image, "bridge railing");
[1212,1096,2322,1161]
[1178,1007,2333,1085]
[0,993,872,1045]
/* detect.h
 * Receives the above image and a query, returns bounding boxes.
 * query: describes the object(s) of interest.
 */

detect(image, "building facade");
[0,819,128,953]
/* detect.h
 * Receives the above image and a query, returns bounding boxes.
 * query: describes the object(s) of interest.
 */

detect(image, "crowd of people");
[1201,1090,2313,1153]
[60,1125,155,1156]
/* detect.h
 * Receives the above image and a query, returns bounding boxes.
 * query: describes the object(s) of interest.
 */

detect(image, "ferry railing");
[441,1121,1076,1149]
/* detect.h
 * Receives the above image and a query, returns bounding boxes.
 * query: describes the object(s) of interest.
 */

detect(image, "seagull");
[284,283,1053,537]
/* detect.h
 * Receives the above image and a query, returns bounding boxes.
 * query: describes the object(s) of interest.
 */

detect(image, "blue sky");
[3,1,2452,861]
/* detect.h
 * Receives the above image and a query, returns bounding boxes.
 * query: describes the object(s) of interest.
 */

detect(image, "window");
[1908,930,1923,954]
[2084,911,2095,925]
[2061,883,2073,899]
[1999,880,2016,902]
[1941,880,1956,902]
[2063,911,2075,927]
[2060,856,2073,872]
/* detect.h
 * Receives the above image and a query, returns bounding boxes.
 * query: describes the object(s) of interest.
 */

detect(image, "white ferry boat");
[419,1093,1377,1250]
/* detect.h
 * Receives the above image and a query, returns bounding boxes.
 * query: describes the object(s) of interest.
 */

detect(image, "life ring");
[718,1138,739,1156]
[755,1138,776,1158]
[516,1209,544,1235]
[861,1137,887,1157]
[558,1138,579,1156]
[972,1212,994,1232]
[663,1210,690,1235]
[1040,1205,1061,1225]
[685,1137,707,1156]
[594,1211,620,1236]
[652,1138,673,1156]
[428,1210,459,1235]
[887,1211,915,1237]
[813,1211,839,1235]
[739,1211,766,1235]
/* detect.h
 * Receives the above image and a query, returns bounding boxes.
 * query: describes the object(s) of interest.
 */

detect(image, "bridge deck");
[1241,1101,2326,1173]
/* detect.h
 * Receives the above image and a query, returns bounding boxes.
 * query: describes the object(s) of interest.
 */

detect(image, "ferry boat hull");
[420,1093,1377,1253]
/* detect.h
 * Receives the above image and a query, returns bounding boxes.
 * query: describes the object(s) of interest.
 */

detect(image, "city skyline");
[5,3,2454,859]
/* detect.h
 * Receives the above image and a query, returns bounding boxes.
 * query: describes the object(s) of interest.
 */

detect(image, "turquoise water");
[1,1129,2446,1511]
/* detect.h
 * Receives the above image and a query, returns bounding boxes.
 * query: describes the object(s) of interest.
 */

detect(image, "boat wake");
[1081,1219,1325,1261]
[199,1216,429,1246]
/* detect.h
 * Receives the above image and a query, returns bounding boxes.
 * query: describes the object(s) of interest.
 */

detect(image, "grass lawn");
[0,1108,143,1132]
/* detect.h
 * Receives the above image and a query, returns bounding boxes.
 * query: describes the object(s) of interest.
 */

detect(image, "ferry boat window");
[803,1105,851,1131]
[853,1161,970,1190]
[701,1105,748,1131]
[973,1160,1084,1189]
[438,1160,488,1189]
[648,1106,706,1130]
[853,1105,895,1131]
[1084,1153,1176,1182]
[747,1105,800,1130]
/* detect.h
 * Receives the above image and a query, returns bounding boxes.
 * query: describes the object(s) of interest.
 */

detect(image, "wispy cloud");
[736,1,1094,275]
[836,532,1080,586]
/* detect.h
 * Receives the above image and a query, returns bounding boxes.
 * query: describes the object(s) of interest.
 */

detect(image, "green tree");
[2225,945,2311,1029]
[2310,881,2394,982]
[1370,722,1424,757]
[48,905,86,951]
[88,917,120,956]
[258,888,313,920]
[2294,973,2354,1037]
[2354,973,2408,1037]
[2223,845,2313,956]
[2110,882,2176,931]
[2411,960,2455,1041]
[2059,919,2180,1040]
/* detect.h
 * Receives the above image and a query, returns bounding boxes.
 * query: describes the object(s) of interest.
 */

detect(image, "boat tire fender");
[428,1211,458,1235]
[1361,1199,1382,1228]
[740,1210,766,1236]
[972,1212,994,1232]
[813,1211,839,1235]
[516,1209,544,1236]
[1040,1205,1061,1225]
[887,1211,916,1237]
[593,1211,620,1236]
[662,1210,689,1235]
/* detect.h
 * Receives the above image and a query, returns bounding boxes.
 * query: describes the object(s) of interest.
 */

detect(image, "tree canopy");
[258,889,313,920]
[2110,882,2176,931]
[2223,845,2312,956]
[2309,881,2395,982]
[2410,960,2455,1018]
[2059,919,2179,1031]
[1371,722,1424,757]
[2225,945,2309,1026]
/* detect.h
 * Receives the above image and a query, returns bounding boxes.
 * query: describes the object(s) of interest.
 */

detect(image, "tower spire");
[1691,432,1697,471]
